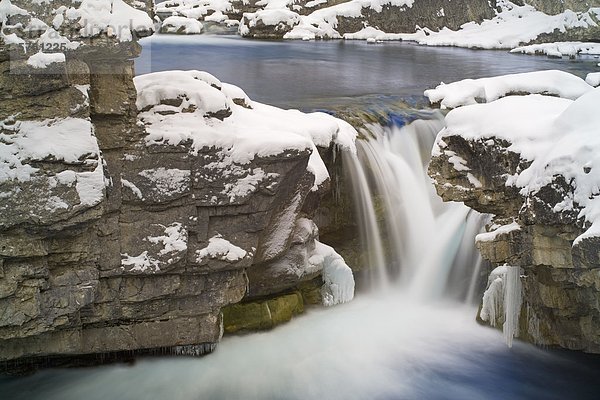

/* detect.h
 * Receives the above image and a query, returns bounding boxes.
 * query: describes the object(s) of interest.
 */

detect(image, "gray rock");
[430,129,600,353]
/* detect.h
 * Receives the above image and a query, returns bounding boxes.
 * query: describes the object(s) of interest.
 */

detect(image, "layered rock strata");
[427,71,600,352]
[0,0,356,369]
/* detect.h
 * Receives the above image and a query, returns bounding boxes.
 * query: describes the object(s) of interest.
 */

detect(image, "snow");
[156,0,233,21]
[122,178,144,199]
[315,240,355,306]
[480,265,522,347]
[0,117,105,207]
[285,0,414,40]
[0,0,27,45]
[138,167,190,196]
[424,70,593,109]
[244,9,300,28]
[26,51,65,69]
[511,42,600,58]
[222,168,279,202]
[476,221,521,243]
[433,71,600,248]
[283,1,598,48]
[586,72,600,87]
[398,3,599,50]
[121,223,188,273]
[161,16,203,34]
[0,0,26,18]
[344,27,391,40]
[135,70,357,192]
[121,251,161,273]
[147,223,188,256]
[74,0,154,42]
[196,234,248,262]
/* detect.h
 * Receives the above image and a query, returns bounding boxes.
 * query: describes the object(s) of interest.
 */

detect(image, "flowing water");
[344,116,486,302]
[2,35,600,399]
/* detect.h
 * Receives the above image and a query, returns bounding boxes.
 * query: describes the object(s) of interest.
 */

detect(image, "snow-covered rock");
[511,41,600,58]
[239,9,301,38]
[160,15,204,34]
[135,70,356,192]
[398,2,600,49]
[428,70,600,352]
[586,72,600,87]
[424,70,594,109]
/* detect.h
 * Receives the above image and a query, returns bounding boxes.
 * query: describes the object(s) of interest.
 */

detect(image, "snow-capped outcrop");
[427,70,600,352]
[0,1,357,369]
[511,41,600,58]
[153,0,600,49]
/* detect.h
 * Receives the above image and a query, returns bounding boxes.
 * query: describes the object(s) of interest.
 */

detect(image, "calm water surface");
[136,34,598,107]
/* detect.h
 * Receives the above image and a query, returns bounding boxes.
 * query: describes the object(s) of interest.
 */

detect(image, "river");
[2,35,600,400]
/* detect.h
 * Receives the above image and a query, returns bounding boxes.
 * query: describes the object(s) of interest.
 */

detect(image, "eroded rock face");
[335,0,497,36]
[524,0,600,14]
[0,1,356,368]
[429,125,600,353]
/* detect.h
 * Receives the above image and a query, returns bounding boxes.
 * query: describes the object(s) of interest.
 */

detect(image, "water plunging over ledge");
[3,111,600,400]
[343,113,486,302]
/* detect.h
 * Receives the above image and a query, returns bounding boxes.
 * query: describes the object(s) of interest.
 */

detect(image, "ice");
[480,265,522,347]
[315,241,355,306]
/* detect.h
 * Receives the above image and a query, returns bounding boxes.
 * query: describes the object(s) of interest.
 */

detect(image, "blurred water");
[2,295,600,400]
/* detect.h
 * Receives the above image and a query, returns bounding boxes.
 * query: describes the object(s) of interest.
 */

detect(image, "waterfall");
[343,111,487,301]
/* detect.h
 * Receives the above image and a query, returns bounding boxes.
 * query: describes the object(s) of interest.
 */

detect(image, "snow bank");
[135,70,357,191]
[285,0,414,40]
[586,72,600,87]
[196,234,248,262]
[2,0,153,76]
[26,51,65,68]
[66,0,154,42]
[342,26,401,41]
[240,9,300,36]
[283,0,598,48]
[511,42,600,58]
[398,2,599,50]
[156,0,233,21]
[432,71,600,246]
[425,70,593,109]
[161,15,204,34]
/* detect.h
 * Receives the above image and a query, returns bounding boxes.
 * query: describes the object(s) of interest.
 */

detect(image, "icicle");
[503,265,522,347]
[479,264,522,347]
[316,241,355,306]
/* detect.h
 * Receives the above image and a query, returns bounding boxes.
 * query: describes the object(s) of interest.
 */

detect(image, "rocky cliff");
[0,0,355,370]
[427,71,600,352]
